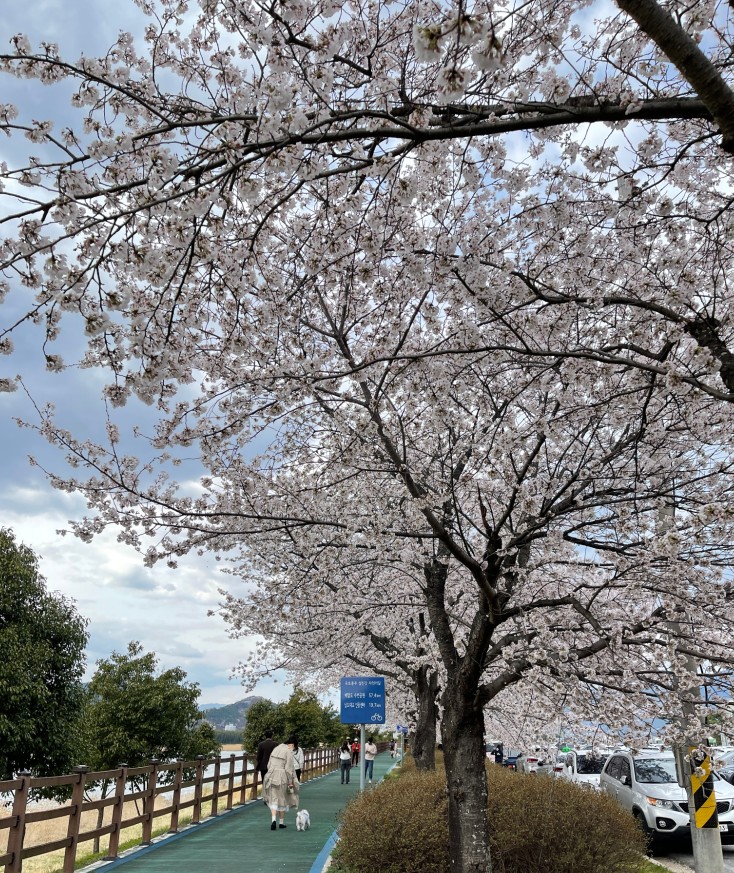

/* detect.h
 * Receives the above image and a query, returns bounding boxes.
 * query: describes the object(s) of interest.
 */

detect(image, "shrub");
[332,766,450,873]
[487,767,646,873]
[332,757,646,873]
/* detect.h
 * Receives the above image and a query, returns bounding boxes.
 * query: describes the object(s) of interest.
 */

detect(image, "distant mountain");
[201,696,266,729]
[199,703,225,710]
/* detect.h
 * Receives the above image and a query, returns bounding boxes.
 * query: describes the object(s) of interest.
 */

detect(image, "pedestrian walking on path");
[292,737,304,782]
[351,737,360,766]
[339,741,352,783]
[263,735,300,830]
[256,729,278,784]
[364,736,377,783]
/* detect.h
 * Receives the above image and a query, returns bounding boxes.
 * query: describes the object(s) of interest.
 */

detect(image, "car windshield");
[577,754,608,775]
[634,758,677,783]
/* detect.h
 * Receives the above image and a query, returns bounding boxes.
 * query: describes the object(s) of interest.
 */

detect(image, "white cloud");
[1,480,290,703]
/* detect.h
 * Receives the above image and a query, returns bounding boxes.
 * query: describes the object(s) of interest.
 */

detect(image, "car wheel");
[634,810,655,855]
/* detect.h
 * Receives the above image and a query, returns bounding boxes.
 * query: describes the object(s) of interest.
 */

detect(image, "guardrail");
[0,747,339,873]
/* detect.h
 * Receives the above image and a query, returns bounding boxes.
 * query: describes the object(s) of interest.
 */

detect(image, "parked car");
[560,749,611,789]
[516,749,553,774]
[536,751,566,778]
[600,749,734,846]
[502,754,519,771]
[710,748,734,786]
[710,746,734,759]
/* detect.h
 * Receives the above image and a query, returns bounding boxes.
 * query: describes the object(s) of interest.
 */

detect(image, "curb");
[647,860,694,873]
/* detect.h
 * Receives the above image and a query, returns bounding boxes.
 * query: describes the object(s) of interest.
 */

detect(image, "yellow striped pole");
[689,747,718,829]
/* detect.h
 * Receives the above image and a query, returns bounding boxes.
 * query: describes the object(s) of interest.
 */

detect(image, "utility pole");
[661,499,723,873]
[673,691,724,873]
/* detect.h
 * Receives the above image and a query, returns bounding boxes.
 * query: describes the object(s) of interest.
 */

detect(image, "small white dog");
[296,809,311,831]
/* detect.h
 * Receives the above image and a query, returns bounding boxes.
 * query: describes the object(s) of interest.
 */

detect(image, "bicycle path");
[88,753,396,873]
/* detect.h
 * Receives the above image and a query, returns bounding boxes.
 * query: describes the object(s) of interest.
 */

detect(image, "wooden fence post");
[225,755,235,811]
[141,760,159,845]
[168,760,184,834]
[5,771,30,873]
[192,756,205,825]
[103,764,128,861]
[210,757,221,818]
[63,766,90,873]
[239,754,248,806]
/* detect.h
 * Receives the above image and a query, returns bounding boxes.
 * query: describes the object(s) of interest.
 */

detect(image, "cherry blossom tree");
[25,315,734,873]
[217,561,442,770]
[4,3,734,872]
[1,0,734,392]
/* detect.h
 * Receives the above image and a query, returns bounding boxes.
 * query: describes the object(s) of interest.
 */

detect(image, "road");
[652,841,734,871]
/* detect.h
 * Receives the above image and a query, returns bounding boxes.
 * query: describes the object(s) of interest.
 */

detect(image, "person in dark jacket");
[256,729,278,785]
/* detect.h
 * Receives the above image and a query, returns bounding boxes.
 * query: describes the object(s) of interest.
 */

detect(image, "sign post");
[360,724,365,792]
[340,677,386,792]
[396,724,408,764]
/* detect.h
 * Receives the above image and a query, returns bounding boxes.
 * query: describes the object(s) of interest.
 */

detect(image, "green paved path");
[97,753,395,873]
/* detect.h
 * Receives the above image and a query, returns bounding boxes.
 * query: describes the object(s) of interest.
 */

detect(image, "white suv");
[600,750,734,845]
[561,749,612,789]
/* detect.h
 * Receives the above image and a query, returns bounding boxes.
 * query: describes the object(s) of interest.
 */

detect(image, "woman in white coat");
[263,736,300,830]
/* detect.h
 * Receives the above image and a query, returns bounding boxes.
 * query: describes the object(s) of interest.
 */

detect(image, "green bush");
[487,767,645,873]
[332,765,450,873]
[332,757,646,873]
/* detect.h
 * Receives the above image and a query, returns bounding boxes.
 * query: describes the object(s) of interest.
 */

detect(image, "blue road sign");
[396,725,409,734]
[340,676,386,724]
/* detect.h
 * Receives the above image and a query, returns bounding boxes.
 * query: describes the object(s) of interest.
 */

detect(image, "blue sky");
[0,0,289,706]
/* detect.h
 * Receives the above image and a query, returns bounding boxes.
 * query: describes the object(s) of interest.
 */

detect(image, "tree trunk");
[411,665,439,771]
[441,681,490,873]
[94,805,104,855]
[93,781,110,854]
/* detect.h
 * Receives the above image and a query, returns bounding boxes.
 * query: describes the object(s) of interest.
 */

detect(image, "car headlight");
[646,797,674,809]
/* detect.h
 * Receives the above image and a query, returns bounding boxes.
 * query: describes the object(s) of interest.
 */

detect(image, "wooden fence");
[0,747,339,873]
